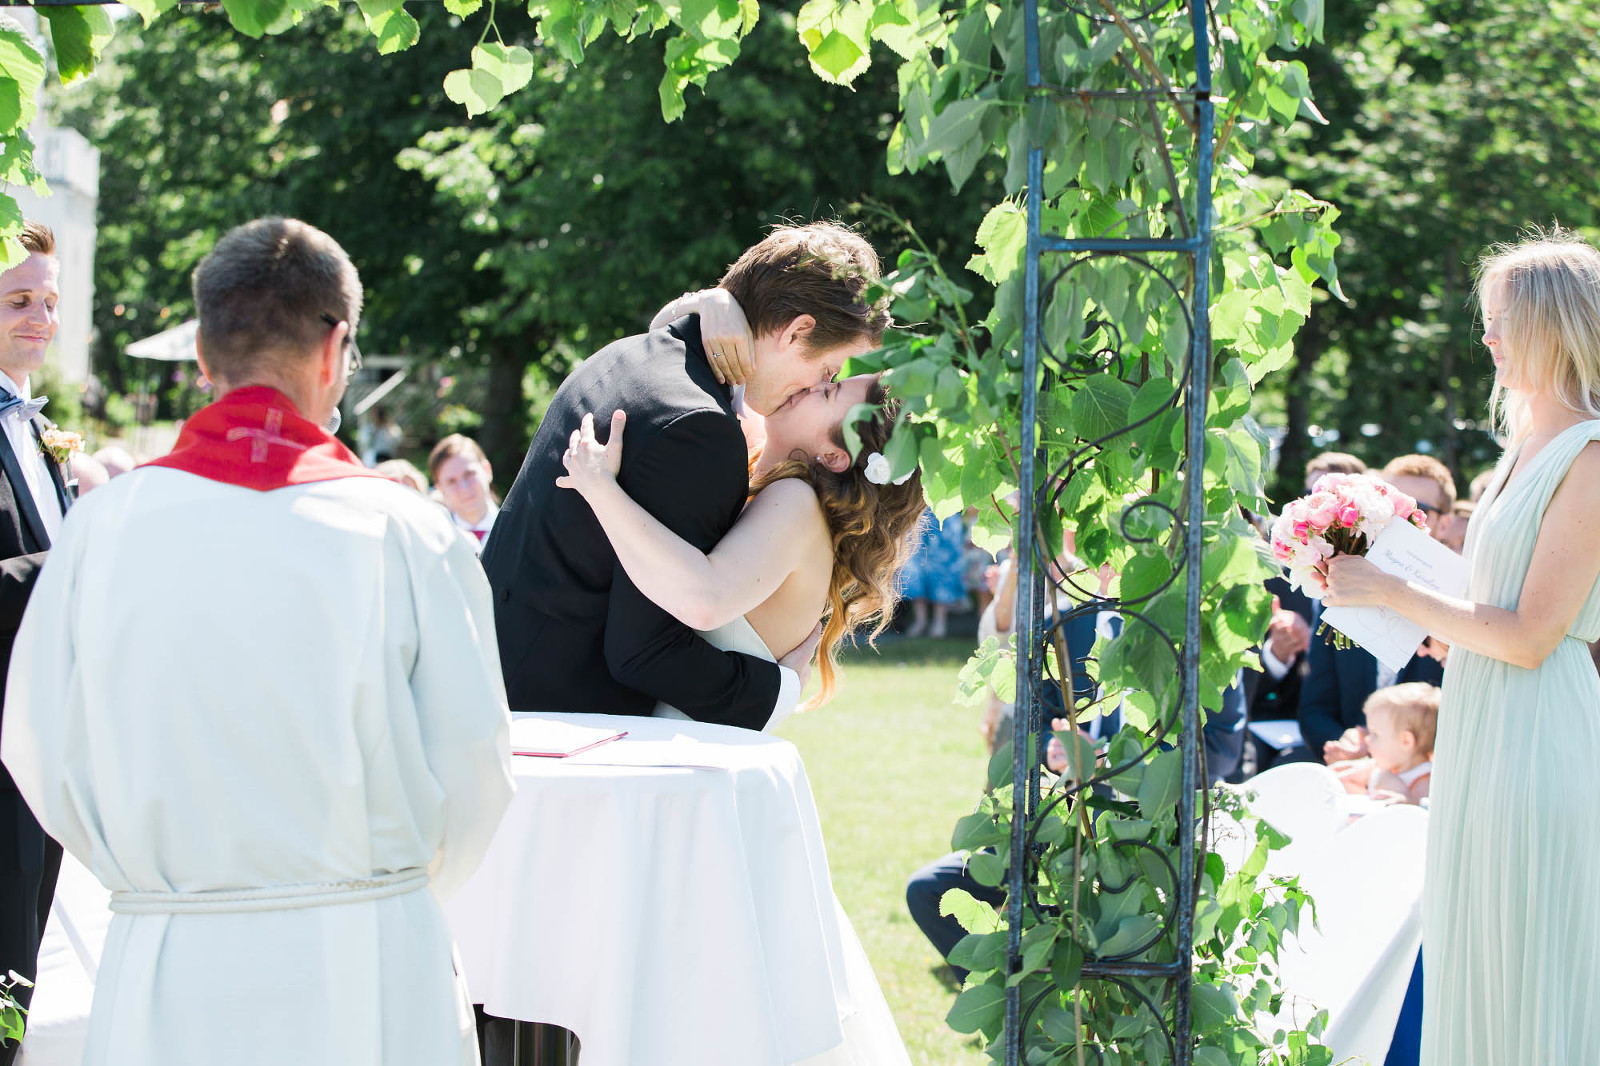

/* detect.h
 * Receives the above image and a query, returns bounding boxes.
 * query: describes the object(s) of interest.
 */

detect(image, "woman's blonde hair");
[1476,227,1600,443]
[750,376,926,708]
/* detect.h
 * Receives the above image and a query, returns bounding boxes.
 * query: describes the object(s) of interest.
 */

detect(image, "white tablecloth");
[446,713,853,1066]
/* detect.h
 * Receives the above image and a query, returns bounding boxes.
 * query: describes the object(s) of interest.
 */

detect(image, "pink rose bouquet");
[1270,473,1429,646]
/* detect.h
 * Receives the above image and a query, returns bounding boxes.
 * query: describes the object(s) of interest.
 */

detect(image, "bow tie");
[0,394,46,423]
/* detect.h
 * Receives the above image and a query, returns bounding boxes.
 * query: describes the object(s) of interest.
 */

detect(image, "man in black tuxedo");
[482,223,888,730]
[0,221,73,1063]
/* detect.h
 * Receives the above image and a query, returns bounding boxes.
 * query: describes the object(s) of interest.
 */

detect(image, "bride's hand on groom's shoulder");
[651,288,754,386]
[694,290,755,386]
[556,410,626,497]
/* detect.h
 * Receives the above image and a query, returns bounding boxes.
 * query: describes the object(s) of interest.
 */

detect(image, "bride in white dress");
[556,305,925,1065]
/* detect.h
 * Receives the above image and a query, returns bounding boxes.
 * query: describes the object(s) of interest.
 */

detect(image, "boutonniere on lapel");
[39,428,83,467]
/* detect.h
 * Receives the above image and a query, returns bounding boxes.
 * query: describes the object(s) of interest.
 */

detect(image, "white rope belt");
[109,868,429,915]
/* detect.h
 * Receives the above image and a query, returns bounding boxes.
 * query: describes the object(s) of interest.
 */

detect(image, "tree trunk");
[479,334,536,493]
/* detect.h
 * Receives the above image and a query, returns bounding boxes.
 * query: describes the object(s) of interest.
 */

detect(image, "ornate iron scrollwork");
[1004,3,1216,1065]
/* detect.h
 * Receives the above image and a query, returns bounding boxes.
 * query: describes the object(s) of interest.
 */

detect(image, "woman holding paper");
[1325,229,1600,1066]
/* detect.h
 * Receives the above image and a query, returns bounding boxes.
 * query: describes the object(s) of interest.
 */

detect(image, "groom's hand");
[778,622,824,691]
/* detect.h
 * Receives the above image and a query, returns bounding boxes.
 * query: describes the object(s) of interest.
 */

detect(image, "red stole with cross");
[144,385,383,491]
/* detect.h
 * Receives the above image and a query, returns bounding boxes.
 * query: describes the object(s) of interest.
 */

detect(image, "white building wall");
[13,127,101,386]
[4,9,101,387]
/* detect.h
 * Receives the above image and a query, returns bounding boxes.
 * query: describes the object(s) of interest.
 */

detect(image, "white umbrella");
[125,319,198,362]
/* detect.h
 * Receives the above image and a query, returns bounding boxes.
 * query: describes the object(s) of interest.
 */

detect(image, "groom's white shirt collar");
[0,369,31,401]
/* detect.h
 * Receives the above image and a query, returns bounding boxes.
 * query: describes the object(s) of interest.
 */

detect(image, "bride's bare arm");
[558,411,825,630]
[1325,443,1600,670]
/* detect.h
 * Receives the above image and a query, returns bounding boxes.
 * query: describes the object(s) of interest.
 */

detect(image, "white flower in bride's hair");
[863,451,892,485]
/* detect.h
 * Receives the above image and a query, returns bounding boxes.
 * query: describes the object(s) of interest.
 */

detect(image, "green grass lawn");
[775,637,992,1066]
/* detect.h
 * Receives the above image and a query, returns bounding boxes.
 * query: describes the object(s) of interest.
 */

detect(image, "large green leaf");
[1136,747,1183,821]
[0,29,47,99]
[443,68,504,118]
[121,0,179,27]
[946,981,1005,1034]
[39,7,115,86]
[973,200,1026,284]
[222,0,294,39]
[948,930,1007,975]
[473,43,535,94]
[939,887,1003,935]
[1070,374,1133,442]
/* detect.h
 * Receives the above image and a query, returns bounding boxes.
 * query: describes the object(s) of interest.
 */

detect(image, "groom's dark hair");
[719,222,891,351]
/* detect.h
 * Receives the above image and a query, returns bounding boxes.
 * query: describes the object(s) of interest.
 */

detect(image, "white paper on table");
[509,716,628,757]
[1248,719,1304,751]
[1321,519,1470,674]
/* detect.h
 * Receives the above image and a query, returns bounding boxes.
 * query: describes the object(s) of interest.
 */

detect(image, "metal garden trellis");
[1005,0,1214,1063]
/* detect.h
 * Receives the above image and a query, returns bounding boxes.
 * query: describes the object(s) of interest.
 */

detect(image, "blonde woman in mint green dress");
[1325,230,1600,1065]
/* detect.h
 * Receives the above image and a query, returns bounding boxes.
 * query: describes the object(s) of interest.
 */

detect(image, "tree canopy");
[63,3,994,474]
[1259,0,1600,496]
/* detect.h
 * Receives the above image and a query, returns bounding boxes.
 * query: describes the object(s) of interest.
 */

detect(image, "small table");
[447,714,852,1066]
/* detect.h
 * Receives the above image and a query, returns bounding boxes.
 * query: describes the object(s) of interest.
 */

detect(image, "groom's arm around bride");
[482,222,889,730]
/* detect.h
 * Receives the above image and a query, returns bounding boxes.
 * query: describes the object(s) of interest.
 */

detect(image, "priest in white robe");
[0,217,515,1066]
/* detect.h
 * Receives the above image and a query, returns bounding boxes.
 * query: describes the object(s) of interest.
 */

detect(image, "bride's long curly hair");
[750,376,927,708]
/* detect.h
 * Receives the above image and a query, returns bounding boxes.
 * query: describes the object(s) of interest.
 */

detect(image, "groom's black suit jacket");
[482,317,782,729]
[0,413,68,1048]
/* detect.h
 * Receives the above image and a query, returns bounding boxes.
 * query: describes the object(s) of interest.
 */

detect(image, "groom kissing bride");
[484,221,924,732]
[481,221,928,1064]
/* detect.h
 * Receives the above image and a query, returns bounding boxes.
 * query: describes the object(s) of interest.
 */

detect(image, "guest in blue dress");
[900,509,967,638]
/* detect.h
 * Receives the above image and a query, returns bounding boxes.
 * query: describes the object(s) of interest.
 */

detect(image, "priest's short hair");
[192,217,363,384]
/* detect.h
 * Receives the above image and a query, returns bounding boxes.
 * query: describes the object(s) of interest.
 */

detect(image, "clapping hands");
[1265,596,1311,662]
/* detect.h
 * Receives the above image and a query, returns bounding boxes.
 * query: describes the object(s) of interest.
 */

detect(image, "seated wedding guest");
[1330,682,1438,804]
[91,444,137,479]
[0,217,515,1066]
[429,433,498,550]
[909,680,1248,979]
[1295,453,1453,763]
[68,451,109,496]
[376,457,429,494]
